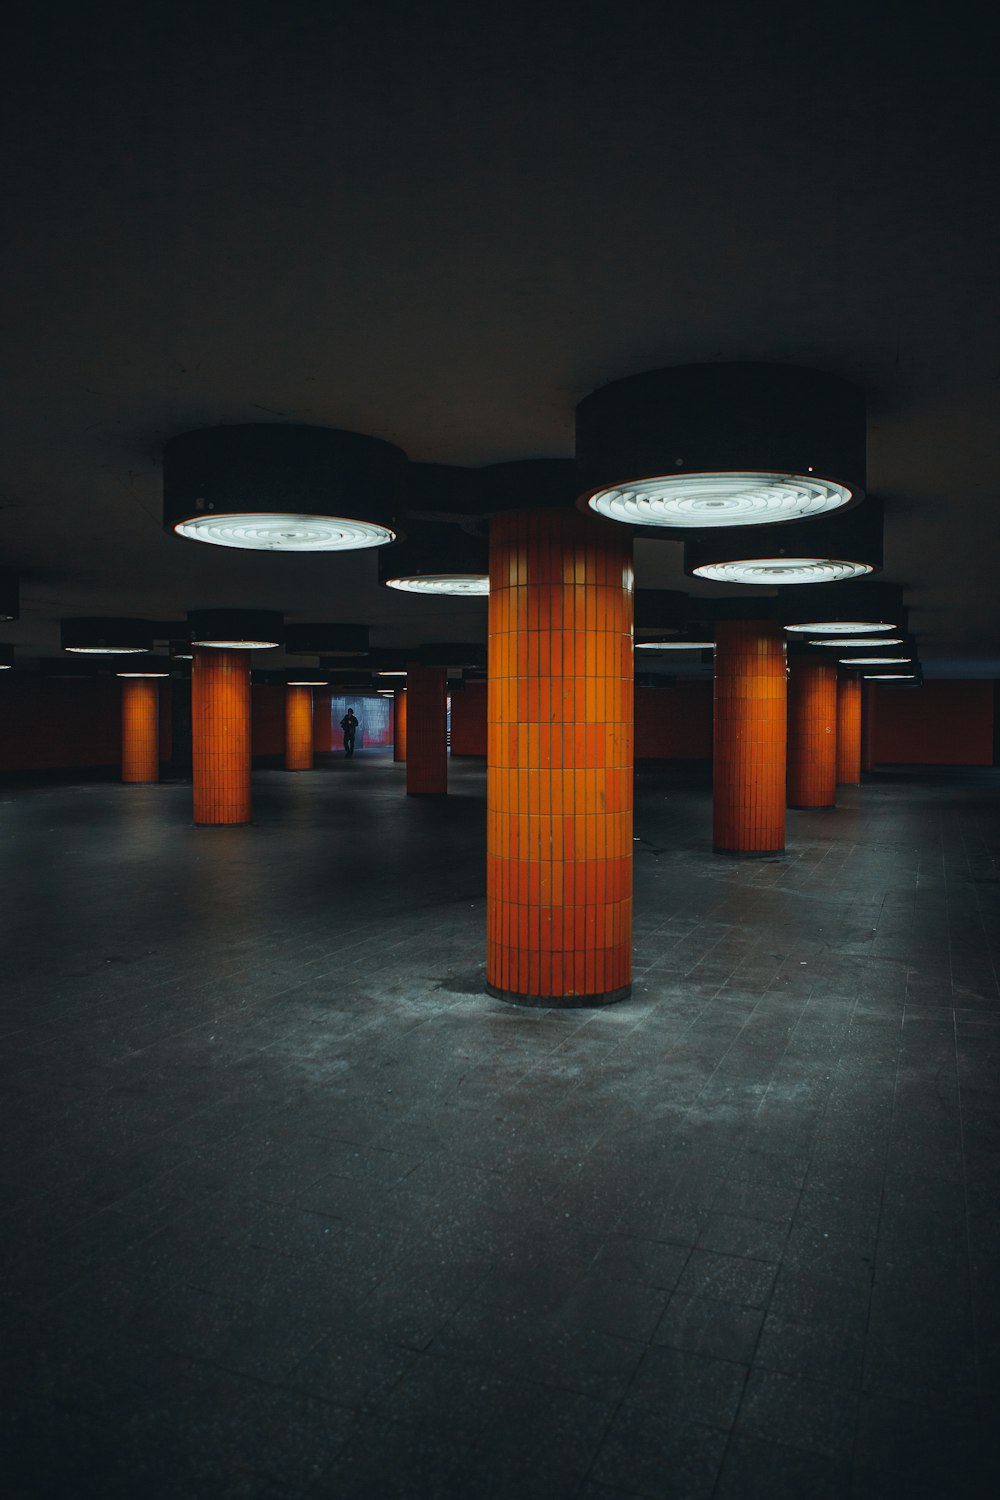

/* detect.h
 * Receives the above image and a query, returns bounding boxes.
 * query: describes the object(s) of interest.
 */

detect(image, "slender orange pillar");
[406,666,446,795]
[191,647,251,825]
[861,682,878,772]
[836,671,862,785]
[313,689,334,755]
[120,678,160,783]
[393,687,407,762]
[487,509,634,1007]
[714,621,786,854]
[284,685,313,770]
[787,658,838,809]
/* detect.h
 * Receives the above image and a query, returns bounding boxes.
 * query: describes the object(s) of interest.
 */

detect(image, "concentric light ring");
[586,472,853,529]
[174,513,395,551]
[636,640,714,650]
[385,574,489,596]
[692,558,873,586]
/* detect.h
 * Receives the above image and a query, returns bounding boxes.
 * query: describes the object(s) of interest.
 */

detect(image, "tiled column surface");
[787,658,838,809]
[312,689,334,754]
[120,678,159,783]
[284,686,314,771]
[713,620,787,854]
[191,647,251,825]
[405,666,446,795]
[862,681,878,771]
[837,670,863,785]
[487,508,634,1006]
[393,687,407,762]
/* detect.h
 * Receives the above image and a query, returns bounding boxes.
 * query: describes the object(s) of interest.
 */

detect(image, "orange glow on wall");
[713,620,786,854]
[191,646,251,824]
[836,671,862,785]
[787,658,837,808]
[120,677,160,783]
[405,665,446,794]
[861,682,878,771]
[393,687,407,762]
[284,685,314,770]
[487,508,634,1005]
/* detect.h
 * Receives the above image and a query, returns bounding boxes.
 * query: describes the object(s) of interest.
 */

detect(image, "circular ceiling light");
[786,620,895,634]
[692,558,872,585]
[116,657,170,678]
[810,636,902,646]
[386,574,490,596]
[864,672,918,680]
[187,609,283,650]
[840,656,912,666]
[378,670,407,677]
[163,424,407,551]
[636,640,714,650]
[577,364,866,533]
[61,617,152,654]
[586,472,853,529]
[287,678,328,687]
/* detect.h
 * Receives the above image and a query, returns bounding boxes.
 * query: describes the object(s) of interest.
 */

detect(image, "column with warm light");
[120,678,160,783]
[284,685,313,770]
[714,621,786,854]
[393,687,407,762]
[406,666,446,794]
[787,658,838,809]
[191,647,251,824]
[836,671,862,785]
[487,509,634,1006]
[861,682,878,771]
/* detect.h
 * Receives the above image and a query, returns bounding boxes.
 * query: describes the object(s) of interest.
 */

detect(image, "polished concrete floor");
[1,752,998,1498]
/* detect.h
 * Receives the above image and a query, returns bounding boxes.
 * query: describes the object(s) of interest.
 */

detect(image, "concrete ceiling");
[1,2,998,675]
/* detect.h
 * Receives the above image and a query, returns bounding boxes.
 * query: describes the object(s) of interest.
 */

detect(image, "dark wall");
[0,676,171,773]
[635,682,713,760]
[450,681,487,756]
[873,680,994,766]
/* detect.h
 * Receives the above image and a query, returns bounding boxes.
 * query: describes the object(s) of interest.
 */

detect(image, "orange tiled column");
[836,671,862,785]
[487,509,634,1006]
[787,658,838,809]
[313,689,334,754]
[861,682,878,772]
[406,666,446,794]
[393,687,407,762]
[191,647,251,825]
[284,685,314,770]
[714,621,786,854]
[120,678,160,783]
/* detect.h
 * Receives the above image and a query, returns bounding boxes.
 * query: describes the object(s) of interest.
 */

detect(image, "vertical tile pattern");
[120,678,159,783]
[787,658,838,808]
[836,670,862,785]
[191,647,251,825]
[487,508,634,1005]
[714,621,786,854]
[405,666,446,795]
[393,687,407,762]
[861,682,878,771]
[284,686,314,770]
[312,689,334,754]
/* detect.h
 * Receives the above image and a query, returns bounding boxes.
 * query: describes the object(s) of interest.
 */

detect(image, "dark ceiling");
[1,2,998,675]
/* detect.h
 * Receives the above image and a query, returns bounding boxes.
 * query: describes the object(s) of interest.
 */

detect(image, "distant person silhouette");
[340,708,359,757]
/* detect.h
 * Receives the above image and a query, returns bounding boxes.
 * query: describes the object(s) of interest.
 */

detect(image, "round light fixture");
[692,558,872,585]
[187,609,283,650]
[636,640,714,650]
[386,574,490,596]
[586,472,853,529]
[810,636,903,647]
[116,654,170,678]
[61,618,152,654]
[287,679,328,687]
[840,656,912,666]
[379,520,489,597]
[378,670,408,677]
[163,424,407,551]
[786,621,895,634]
[864,672,918,679]
[577,364,866,533]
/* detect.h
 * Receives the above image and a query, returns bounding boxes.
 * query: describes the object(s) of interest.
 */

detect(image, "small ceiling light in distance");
[811,636,903,647]
[187,609,283,650]
[840,656,912,666]
[0,644,13,670]
[693,558,872,585]
[636,639,714,650]
[787,621,895,634]
[378,520,489,596]
[61,617,152,654]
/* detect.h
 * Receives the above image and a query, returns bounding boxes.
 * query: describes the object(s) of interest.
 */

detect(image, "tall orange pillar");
[714,620,786,855]
[120,678,160,783]
[836,671,862,785]
[406,666,446,795]
[393,687,407,762]
[787,658,838,809]
[284,686,313,770]
[191,647,251,825]
[861,682,878,772]
[487,509,634,1007]
[313,690,334,755]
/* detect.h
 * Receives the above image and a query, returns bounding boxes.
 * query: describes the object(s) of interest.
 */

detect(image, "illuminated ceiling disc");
[385,574,489,596]
[865,673,918,679]
[839,656,912,666]
[636,640,714,650]
[692,559,873,586]
[174,513,395,551]
[785,620,895,634]
[65,645,146,654]
[810,636,903,647]
[191,638,280,650]
[117,671,169,678]
[586,472,852,529]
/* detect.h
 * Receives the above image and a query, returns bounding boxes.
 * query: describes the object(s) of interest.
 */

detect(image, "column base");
[787,802,836,811]
[713,846,784,858]
[486,982,632,1009]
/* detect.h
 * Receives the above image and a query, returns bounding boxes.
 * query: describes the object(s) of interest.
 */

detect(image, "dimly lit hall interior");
[2,3,999,1498]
